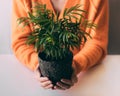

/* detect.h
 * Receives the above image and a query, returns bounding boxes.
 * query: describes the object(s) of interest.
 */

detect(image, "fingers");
[54,85,66,90]
[54,71,78,90]
[54,79,73,90]
[36,75,53,89]
[44,84,53,89]
[39,80,53,88]
[34,69,53,89]
[37,76,53,89]
[56,82,71,90]
[61,79,74,86]
[37,77,49,82]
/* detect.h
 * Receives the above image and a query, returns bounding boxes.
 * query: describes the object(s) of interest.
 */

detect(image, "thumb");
[72,71,78,83]
[34,64,41,78]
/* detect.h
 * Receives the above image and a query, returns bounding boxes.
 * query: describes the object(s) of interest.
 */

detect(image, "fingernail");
[50,84,53,87]
[45,77,49,79]
[61,79,62,81]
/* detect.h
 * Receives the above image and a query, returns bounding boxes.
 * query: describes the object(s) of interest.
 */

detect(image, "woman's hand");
[53,67,78,90]
[34,66,53,89]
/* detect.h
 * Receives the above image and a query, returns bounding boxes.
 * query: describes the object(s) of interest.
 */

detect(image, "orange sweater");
[11,0,109,74]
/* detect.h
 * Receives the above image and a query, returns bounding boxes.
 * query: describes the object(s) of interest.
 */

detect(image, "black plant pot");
[38,51,73,85]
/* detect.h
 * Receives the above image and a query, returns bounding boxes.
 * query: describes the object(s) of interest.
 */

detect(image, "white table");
[0,55,120,96]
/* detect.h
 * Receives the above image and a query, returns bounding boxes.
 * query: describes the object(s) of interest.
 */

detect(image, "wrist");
[72,60,82,75]
[72,61,78,75]
[34,64,39,71]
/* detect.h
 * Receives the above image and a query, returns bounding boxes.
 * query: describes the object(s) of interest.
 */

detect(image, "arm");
[11,0,38,71]
[73,0,109,74]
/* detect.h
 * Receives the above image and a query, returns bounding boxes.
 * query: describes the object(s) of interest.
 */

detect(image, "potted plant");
[17,3,96,85]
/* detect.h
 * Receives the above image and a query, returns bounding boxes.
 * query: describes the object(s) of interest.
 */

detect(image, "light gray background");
[0,1,12,54]
[0,0,120,54]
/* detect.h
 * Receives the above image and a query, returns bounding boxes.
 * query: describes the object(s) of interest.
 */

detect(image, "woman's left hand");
[53,69,78,90]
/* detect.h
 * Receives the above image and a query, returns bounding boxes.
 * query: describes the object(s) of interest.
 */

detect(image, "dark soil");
[38,51,73,85]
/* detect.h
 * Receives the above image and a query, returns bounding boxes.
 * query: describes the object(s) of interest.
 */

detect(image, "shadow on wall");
[108,0,120,54]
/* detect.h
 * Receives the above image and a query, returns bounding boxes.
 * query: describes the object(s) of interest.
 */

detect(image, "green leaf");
[17,3,96,60]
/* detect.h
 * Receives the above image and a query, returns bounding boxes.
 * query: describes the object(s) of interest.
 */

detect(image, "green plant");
[17,3,96,61]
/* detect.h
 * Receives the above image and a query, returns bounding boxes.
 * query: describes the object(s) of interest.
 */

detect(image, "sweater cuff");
[73,53,88,74]
[31,53,39,71]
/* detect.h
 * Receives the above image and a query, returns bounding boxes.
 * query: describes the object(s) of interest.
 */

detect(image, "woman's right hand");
[34,66,53,89]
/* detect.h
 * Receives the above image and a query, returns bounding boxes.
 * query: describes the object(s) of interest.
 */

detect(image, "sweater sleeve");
[73,0,109,74]
[11,0,38,71]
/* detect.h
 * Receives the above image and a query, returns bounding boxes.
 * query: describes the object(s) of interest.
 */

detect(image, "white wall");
[0,0,12,54]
